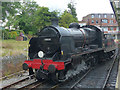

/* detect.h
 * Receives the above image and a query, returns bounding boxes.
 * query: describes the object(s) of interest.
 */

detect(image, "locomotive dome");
[69,23,80,29]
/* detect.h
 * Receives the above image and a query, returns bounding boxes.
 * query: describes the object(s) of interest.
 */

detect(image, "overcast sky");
[34,0,114,21]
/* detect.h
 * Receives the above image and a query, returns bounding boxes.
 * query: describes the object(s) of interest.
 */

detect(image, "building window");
[110,27,114,31]
[96,20,98,24]
[111,14,114,18]
[91,20,94,23]
[110,20,114,23]
[104,14,107,18]
[114,27,116,31]
[102,19,108,23]
[91,15,94,18]
[116,27,119,31]
[103,27,108,31]
[98,15,101,18]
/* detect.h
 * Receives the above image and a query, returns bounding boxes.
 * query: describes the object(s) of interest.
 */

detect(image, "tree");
[68,2,77,19]
[6,1,39,34]
[5,1,59,34]
[34,7,51,30]
[34,7,59,31]
[2,2,21,21]
[17,1,39,34]
[59,10,78,28]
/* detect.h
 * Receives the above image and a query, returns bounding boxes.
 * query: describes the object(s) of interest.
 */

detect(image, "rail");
[2,74,34,89]
[102,49,118,90]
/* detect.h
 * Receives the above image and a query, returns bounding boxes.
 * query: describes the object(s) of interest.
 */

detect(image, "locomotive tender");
[23,21,117,82]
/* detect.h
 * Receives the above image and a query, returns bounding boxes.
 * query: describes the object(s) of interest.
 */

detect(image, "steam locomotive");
[23,21,117,83]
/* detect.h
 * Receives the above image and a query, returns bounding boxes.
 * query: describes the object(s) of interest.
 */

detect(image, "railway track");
[17,80,47,90]
[70,49,119,90]
[0,70,27,80]
[102,50,119,90]
[2,69,91,89]
[40,52,119,90]
[2,74,35,89]
[15,69,93,89]
[1,50,119,89]
[27,51,118,90]
[17,80,60,90]
[70,68,93,89]
[49,68,94,90]
[2,57,117,90]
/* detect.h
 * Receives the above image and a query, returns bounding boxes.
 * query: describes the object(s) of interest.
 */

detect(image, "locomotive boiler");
[23,21,117,83]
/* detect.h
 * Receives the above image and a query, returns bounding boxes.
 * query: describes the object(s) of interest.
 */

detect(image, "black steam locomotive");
[23,21,117,83]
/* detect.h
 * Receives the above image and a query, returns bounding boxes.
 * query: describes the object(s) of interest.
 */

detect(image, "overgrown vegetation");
[1,40,29,77]
[1,40,29,57]
[2,61,24,77]
[2,29,26,40]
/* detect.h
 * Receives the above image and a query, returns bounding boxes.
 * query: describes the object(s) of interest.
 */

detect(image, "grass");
[1,39,29,77]
[1,39,29,57]
[2,61,24,77]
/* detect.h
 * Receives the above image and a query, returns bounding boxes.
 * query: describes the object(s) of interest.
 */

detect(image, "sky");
[34,0,114,21]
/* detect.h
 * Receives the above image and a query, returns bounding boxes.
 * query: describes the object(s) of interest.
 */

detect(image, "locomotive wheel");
[35,69,44,81]
[49,71,66,84]
[91,58,98,66]
[49,73,59,84]
[29,68,34,75]
[86,61,91,68]
[71,59,78,70]
[58,70,66,80]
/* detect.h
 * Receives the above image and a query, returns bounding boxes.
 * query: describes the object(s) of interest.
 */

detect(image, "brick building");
[81,13,119,34]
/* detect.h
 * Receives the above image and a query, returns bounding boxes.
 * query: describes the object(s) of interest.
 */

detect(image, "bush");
[17,30,25,35]
[2,29,26,40]
[28,31,34,35]
[27,34,32,39]
[9,31,18,39]
[2,30,9,39]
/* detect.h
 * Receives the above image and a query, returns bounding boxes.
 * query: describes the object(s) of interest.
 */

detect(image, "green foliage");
[4,1,78,35]
[59,2,78,28]
[68,2,77,19]
[5,29,9,32]
[5,1,39,34]
[9,31,18,39]
[5,1,59,35]
[2,30,9,39]
[59,10,78,28]
[17,30,25,35]
[2,2,21,21]
[28,31,34,35]
[18,2,39,34]
[34,7,52,30]
[2,29,25,40]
